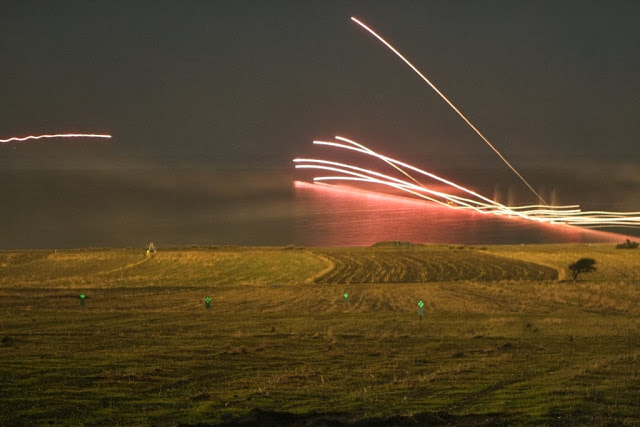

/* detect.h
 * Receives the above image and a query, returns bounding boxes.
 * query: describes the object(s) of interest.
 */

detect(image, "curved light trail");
[294,136,640,229]
[0,133,112,143]
[351,17,547,205]
[319,136,508,209]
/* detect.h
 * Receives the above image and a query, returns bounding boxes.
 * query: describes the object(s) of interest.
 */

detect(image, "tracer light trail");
[0,133,112,143]
[350,17,546,205]
[294,137,640,229]
[328,136,509,209]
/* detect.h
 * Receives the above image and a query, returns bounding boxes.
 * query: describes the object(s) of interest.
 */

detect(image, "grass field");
[2,244,640,425]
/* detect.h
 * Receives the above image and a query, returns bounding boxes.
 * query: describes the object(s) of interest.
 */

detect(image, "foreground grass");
[2,244,640,425]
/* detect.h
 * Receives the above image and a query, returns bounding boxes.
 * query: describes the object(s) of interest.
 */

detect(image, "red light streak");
[0,133,111,143]
[350,17,546,205]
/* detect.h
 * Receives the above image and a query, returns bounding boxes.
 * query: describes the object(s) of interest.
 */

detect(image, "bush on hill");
[371,241,416,247]
[616,239,639,249]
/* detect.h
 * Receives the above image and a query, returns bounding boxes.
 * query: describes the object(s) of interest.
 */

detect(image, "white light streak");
[351,17,546,204]
[0,133,112,143]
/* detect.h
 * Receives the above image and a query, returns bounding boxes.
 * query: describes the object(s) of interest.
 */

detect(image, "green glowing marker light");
[205,296,211,309]
[418,301,424,308]
[80,293,86,305]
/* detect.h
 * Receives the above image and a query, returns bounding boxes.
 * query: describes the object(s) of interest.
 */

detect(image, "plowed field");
[315,247,557,283]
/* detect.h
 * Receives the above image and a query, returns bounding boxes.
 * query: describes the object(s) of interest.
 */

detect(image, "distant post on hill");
[569,258,596,281]
[146,242,156,256]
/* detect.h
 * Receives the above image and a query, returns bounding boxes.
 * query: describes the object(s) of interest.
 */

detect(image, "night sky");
[1,1,639,247]
[2,0,638,167]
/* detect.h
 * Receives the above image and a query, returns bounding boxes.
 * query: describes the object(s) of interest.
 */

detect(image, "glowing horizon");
[294,180,638,245]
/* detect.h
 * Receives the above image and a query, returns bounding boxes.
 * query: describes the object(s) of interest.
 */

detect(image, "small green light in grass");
[417,300,425,320]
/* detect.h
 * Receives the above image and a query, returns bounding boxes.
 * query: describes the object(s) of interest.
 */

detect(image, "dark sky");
[0,0,640,248]
[0,0,638,171]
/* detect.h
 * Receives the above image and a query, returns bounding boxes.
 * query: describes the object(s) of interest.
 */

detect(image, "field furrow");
[314,247,557,284]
